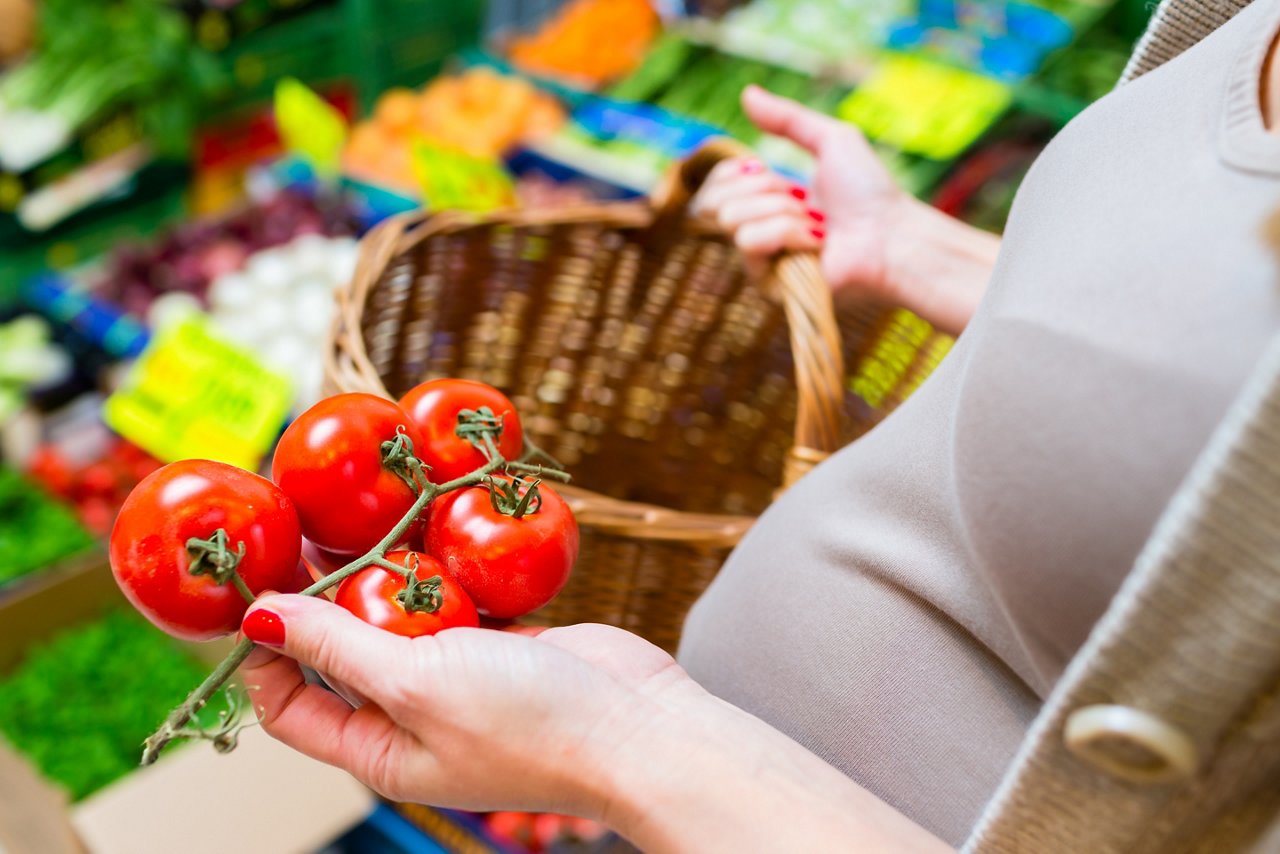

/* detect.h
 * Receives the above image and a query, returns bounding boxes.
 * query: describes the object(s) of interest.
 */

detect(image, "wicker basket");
[326,141,950,651]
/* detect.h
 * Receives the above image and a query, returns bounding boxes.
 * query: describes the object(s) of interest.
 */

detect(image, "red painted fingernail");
[790,186,808,201]
[740,159,765,174]
[807,208,826,223]
[810,228,826,240]
[243,609,286,647]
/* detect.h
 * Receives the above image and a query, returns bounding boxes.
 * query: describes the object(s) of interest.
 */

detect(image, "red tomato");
[399,379,524,483]
[25,446,74,497]
[272,393,426,555]
[426,476,578,619]
[533,813,569,849]
[79,462,120,500]
[485,812,536,849]
[109,459,303,641]
[334,551,479,637]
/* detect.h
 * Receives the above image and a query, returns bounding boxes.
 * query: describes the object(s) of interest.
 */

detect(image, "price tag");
[411,140,516,212]
[838,54,1012,160]
[104,316,293,471]
[275,77,348,177]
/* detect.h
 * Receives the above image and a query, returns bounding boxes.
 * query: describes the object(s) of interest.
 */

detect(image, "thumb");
[742,84,841,154]
[241,593,414,710]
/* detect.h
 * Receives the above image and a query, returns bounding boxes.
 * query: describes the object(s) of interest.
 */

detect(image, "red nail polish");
[790,186,808,201]
[810,228,826,241]
[740,159,765,175]
[807,209,826,224]
[243,609,286,647]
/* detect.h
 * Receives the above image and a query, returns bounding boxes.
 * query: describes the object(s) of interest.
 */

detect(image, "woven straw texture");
[965,330,1280,852]
[326,141,951,650]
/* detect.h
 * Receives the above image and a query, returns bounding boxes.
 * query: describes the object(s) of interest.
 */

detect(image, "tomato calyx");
[380,425,430,494]
[397,574,444,614]
[186,528,254,602]
[375,552,446,614]
[455,406,506,459]
[486,475,543,519]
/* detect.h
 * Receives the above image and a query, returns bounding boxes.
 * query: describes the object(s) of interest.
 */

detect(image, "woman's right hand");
[694,85,908,301]
[695,85,1001,335]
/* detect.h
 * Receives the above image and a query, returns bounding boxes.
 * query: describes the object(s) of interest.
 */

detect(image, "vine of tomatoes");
[109,379,579,651]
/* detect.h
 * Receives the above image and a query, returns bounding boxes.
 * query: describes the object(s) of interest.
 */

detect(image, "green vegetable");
[608,32,695,102]
[0,468,94,587]
[0,610,227,801]
[0,0,224,167]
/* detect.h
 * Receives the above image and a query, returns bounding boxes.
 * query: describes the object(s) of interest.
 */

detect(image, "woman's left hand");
[240,595,951,853]
[240,595,690,817]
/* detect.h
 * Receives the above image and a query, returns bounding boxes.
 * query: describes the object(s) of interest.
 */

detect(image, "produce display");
[206,233,359,407]
[514,170,599,208]
[105,380,579,763]
[93,188,360,320]
[24,436,162,536]
[0,466,94,586]
[483,811,607,852]
[701,0,904,71]
[610,34,848,143]
[0,0,221,172]
[344,68,566,191]
[0,0,34,64]
[0,609,227,801]
[508,0,661,88]
[1033,24,1130,105]
[0,315,68,422]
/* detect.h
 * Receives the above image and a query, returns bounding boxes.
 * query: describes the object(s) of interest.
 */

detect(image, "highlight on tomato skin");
[399,378,525,483]
[271,392,426,556]
[108,459,303,642]
[334,550,480,637]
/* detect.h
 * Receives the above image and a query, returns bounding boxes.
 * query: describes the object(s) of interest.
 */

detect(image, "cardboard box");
[0,556,376,854]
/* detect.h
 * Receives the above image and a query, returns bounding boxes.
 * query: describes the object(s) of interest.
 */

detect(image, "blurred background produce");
[0,0,35,62]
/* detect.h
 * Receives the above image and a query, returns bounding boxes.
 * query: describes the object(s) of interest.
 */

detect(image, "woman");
[238,0,1280,847]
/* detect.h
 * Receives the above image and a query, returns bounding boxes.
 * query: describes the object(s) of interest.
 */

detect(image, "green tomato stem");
[140,637,255,766]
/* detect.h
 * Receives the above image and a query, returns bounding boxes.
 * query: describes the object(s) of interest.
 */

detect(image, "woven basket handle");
[654,140,847,488]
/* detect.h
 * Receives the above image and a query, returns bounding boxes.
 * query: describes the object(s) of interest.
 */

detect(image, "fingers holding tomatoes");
[273,393,426,555]
[399,379,524,483]
[427,476,578,620]
[109,459,303,641]
[335,550,479,638]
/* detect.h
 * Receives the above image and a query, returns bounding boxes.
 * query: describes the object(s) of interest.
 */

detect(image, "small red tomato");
[567,816,607,842]
[426,476,578,619]
[533,813,569,849]
[272,393,426,555]
[79,497,116,537]
[109,459,303,641]
[334,551,478,637]
[79,462,120,500]
[25,446,75,497]
[485,812,536,849]
[399,379,524,483]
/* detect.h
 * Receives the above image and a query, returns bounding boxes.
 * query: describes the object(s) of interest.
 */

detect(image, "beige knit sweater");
[965,6,1280,850]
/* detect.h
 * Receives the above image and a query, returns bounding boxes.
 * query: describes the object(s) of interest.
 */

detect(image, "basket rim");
[328,145,848,549]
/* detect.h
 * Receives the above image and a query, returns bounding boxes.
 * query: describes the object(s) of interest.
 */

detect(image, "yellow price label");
[104,316,293,471]
[412,140,516,213]
[838,55,1012,160]
[275,77,348,177]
